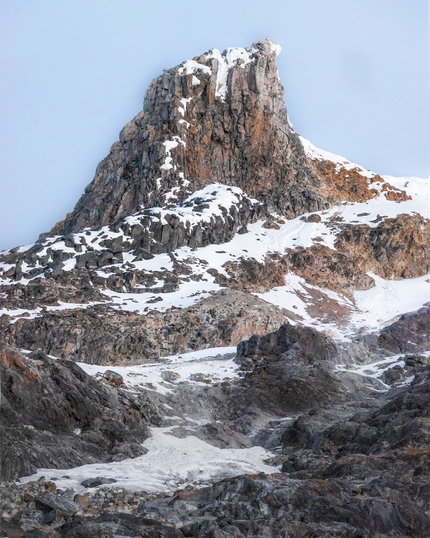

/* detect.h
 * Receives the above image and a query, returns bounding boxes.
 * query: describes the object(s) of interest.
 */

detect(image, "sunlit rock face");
[0,39,428,365]
[51,38,391,238]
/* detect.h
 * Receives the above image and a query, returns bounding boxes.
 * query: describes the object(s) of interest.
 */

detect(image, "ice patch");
[21,427,275,494]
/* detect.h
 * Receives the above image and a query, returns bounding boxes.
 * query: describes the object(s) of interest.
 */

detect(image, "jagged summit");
[51,38,301,235]
[50,38,383,238]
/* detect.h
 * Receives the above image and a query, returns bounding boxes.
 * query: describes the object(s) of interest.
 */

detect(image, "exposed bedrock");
[229,323,345,416]
[220,246,375,294]
[49,39,381,238]
[378,306,430,354]
[0,346,161,481]
[121,187,264,255]
[335,213,430,279]
[1,290,286,364]
[217,213,430,297]
[236,322,339,364]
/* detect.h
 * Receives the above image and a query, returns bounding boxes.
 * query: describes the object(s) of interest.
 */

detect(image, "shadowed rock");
[0,346,161,481]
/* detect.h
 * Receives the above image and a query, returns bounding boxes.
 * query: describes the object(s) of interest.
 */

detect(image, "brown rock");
[102,370,124,386]
[1,290,285,365]
[307,158,379,203]
[221,247,374,295]
[335,213,430,279]
[381,181,411,202]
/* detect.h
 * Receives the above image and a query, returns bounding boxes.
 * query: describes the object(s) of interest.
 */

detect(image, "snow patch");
[21,427,275,494]
[178,60,211,77]
[207,47,255,100]
[160,136,185,171]
[78,346,238,394]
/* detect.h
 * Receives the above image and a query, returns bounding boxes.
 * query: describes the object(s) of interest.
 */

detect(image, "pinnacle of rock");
[50,39,331,236]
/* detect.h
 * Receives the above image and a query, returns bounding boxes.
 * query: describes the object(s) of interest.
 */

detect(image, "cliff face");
[51,40,314,234]
[51,39,384,237]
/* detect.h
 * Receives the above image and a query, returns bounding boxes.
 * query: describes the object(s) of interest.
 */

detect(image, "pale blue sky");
[0,0,428,250]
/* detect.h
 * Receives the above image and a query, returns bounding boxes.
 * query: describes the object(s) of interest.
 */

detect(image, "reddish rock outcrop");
[308,159,379,203]
[221,246,374,295]
[335,214,430,279]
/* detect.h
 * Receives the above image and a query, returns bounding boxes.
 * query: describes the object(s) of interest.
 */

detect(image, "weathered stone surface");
[378,306,430,353]
[283,246,375,292]
[0,37,428,538]
[308,157,380,203]
[102,370,123,386]
[0,347,161,481]
[221,247,375,294]
[34,493,82,516]
[160,370,181,383]
[230,323,344,416]
[335,213,430,279]
[236,322,339,364]
[1,290,286,364]
[49,39,381,239]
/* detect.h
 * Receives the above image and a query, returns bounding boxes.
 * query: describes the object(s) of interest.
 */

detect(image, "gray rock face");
[0,346,161,481]
[236,322,339,364]
[378,306,430,353]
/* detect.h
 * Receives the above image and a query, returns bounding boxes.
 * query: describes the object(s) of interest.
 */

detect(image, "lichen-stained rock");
[334,213,430,279]
[308,157,380,203]
[284,246,375,292]
[221,246,375,295]
[0,346,161,481]
[1,290,286,364]
[220,255,289,292]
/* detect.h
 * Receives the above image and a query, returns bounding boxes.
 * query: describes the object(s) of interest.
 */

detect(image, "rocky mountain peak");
[50,39,344,237]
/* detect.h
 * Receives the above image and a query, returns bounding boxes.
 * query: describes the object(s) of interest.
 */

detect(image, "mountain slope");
[1,38,429,538]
